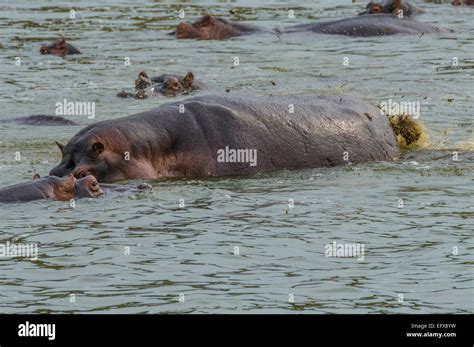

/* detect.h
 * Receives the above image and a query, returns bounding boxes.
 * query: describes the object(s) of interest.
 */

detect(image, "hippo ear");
[183,72,194,85]
[55,141,65,155]
[55,39,68,56]
[91,142,105,155]
[139,71,149,79]
[201,15,214,26]
[33,173,41,180]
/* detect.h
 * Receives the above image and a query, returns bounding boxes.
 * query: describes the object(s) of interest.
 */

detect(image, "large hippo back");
[162,94,399,174]
[51,94,400,180]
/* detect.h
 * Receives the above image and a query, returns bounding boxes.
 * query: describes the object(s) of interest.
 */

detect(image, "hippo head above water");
[173,14,258,40]
[50,129,152,182]
[359,0,425,17]
[34,174,104,201]
[118,71,201,99]
[0,173,103,203]
[39,39,81,56]
[150,72,198,96]
[452,0,474,5]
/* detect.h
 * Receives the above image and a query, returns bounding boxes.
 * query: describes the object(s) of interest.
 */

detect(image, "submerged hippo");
[117,71,201,99]
[0,174,103,203]
[171,14,260,40]
[49,94,401,182]
[283,14,451,36]
[358,0,425,17]
[0,115,79,126]
[39,39,81,56]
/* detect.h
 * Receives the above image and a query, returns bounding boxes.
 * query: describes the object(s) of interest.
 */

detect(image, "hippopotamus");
[49,94,401,182]
[117,71,201,99]
[452,0,474,5]
[358,0,425,17]
[283,14,451,36]
[171,14,260,40]
[0,115,79,126]
[39,39,81,56]
[0,174,103,203]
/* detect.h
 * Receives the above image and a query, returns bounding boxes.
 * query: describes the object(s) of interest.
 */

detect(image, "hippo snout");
[75,175,104,198]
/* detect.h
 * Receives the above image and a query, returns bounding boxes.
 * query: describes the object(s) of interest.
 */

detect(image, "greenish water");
[0,0,473,313]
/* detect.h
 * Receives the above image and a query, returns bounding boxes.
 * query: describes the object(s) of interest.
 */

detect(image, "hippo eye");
[90,180,99,191]
[77,170,90,178]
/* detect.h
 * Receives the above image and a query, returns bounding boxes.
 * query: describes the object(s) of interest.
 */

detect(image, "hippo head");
[160,72,195,96]
[359,2,385,15]
[176,21,200,39]
[175,14,217,39]
[175,15,239,40]
[40,39,69,56]
[359,0,423,15]
[50,174,103,201]
[50,136,119,182]
[74,175,104,198]
[49,124,160,183]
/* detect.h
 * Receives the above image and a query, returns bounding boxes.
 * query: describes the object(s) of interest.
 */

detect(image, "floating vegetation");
[388,114,431,149]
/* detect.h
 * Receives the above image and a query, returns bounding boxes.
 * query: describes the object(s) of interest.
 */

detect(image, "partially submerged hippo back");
[50,94,400,182]
[39,39,81,56]
[358,0,425,17]
[0,115,79,126]
[284,14,451,36]
[172,14,259,40]
[0,175,103,203]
